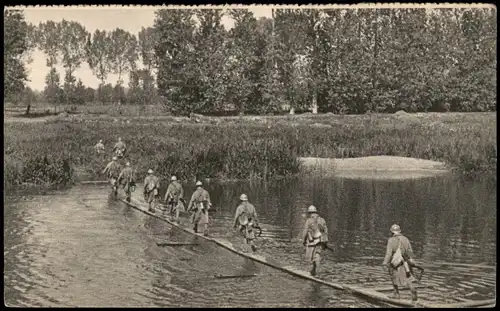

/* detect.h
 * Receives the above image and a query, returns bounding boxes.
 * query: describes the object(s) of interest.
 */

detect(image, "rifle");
[409,262,425,283]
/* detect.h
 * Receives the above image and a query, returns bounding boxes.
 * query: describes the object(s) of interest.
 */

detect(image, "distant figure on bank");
[164,175,185,222]
[301,205,329,276]
[382,224,418,302]
[143,169,160,213]
[113,137,127,158]
[94,140,105,154]
[188,181,212,236]
[233,194,259,252]
[117,161,136,203]
[102,156,122,197]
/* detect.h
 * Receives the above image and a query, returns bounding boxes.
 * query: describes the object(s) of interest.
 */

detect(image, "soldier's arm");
[188,193,196,210]
[179,185,184,199]
[406,238,415,260]
[382,238,393,266]
[252,206,259,225]
[206,191,212,206]
[164,185,172,201]
[301,219,310,244]
[233,206,242,228]
[321,218,329,235]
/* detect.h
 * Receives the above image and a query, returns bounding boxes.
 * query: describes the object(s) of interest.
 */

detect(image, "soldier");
[301,205,329,276]
[143,169,160,213]
[113,137,127,158]
[164,175,184,222]
[382,224,418,302]
[188,181,212,236]
[102,156,122,197]
[117,161,136,203]
[94,139,105,154]
[233,194,259,252]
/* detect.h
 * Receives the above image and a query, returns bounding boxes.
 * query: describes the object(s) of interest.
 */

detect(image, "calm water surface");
[4,174,496,307]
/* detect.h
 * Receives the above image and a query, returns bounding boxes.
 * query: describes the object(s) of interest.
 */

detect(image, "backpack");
[307,218,322,246]
[390,236,405,268]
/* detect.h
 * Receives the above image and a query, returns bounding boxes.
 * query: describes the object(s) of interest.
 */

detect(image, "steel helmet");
[240,194,248,201]
[148,169,154,174]
[390,224,401,233]
[99,139,103,143]
[112,156,117,161]
[125,162,130,166]
[171,175,177,181]
[118,137,122,141]
[307,205,318,213]
[195,181,203,186]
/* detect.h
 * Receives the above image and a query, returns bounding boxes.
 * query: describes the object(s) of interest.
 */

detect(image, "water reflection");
[206,175,496,265]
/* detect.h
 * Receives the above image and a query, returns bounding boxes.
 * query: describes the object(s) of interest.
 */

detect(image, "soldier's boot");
[388,286,400,299]
[203,224,209,237]
[411,290,418,302]
[126,191,131,203]
[148,203,155,213]
[310,262,317,276]
[193,224,198,233]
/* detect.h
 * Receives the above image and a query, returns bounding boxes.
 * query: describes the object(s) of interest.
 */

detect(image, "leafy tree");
[4,9,32,104]
[59,20,88,105]
[109,28,138,86]
[192,9,227,113]
[154,9,197,115]
[138,26,156,72]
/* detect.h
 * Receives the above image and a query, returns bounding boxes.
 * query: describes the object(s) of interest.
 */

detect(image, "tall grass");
[3,112,496,187]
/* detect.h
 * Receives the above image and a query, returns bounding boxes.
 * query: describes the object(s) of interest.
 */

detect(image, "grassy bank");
[4,112,496,187]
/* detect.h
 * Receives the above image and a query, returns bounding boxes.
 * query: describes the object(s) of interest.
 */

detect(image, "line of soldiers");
[102,156,419,302]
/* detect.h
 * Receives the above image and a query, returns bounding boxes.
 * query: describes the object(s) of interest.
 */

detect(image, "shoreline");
[299,156,453,180]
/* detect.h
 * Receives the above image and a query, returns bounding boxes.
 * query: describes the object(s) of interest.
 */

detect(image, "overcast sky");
[22,6,273,91]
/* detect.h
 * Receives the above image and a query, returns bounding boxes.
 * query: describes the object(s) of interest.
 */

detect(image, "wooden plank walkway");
[113,190,495,308]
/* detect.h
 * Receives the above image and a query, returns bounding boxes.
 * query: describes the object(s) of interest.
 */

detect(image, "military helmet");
[240,194,248,201]
[112,156,118,161]
[195,181,203,186]
[171,175,177,181]
[390,224,401,233]
[147,169,154,174]
[307,205,318,213]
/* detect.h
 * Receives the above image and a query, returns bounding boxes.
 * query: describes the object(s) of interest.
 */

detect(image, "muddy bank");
[299,156,451,180]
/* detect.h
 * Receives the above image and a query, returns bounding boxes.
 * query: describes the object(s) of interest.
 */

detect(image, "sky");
[21,6,274,91]
[19,4,490,91]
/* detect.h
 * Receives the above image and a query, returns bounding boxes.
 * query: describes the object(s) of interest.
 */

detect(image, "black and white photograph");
[3,3,496,308]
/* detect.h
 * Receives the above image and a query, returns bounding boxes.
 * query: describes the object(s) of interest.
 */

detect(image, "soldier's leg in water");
[175,205,180,222]
[408,281,418,301]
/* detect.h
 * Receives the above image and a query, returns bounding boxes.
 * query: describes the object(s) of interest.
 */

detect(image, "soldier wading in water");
[188,181,212,236]
[301,205,329,276]
[164,175,184,223]
[117,161,136,203]
[102,156,122,197]
[382,224,418,302]
[233,194,259,252]
[143,169,160,213]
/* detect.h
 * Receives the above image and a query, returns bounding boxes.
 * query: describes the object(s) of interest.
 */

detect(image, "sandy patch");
[299,156,451,180]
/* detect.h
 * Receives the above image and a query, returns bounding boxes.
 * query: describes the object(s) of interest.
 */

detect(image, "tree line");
[4,7,496,115]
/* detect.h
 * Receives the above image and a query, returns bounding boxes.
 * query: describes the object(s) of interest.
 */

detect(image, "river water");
[4,174,496,307]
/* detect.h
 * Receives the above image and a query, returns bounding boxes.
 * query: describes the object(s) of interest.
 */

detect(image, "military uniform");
[117,166,135,202]
[301,207,328,276]
[144,173,160,211]
[165,180,184,220]
[188,186,211,234]
[382,225,418,301]
[233,200,259,250]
